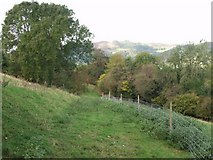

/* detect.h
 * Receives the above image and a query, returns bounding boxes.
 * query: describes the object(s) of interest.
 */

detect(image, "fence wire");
[102,94,212,159]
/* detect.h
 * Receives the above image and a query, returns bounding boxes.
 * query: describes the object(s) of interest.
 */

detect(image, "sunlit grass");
[2,75,192,158]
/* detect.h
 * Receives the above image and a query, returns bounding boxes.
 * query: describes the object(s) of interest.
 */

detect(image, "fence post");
[137,95,140,110]
[101,92,104,99]
[120,93,122,102]
[169,101,173,131]
[137,95,140,105]
[108,91,111,100]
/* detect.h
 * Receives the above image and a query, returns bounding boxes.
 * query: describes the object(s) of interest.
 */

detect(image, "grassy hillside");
[2,74,193,158]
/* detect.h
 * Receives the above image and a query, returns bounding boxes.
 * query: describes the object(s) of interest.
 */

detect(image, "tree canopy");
[2,1,93,85]
[97,42,211,120]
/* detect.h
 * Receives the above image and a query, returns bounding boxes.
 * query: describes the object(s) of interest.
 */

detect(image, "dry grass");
[0,72,76,97]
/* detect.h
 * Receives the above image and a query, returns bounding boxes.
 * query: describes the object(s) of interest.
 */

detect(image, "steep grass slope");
[2,74,191,158]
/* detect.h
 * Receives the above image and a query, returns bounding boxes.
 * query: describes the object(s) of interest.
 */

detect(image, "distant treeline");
[96,42,211,120]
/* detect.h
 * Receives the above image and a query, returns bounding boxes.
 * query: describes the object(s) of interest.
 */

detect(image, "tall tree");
[2,2,93,85]
[167,46,184,84]
[133,64,161,102]
[167,42,211,94]
[97,53,126,96]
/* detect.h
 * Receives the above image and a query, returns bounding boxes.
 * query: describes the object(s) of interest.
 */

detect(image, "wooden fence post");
[137,95,140,105]
[101,92,104,99]
[169,101,173,131]
[108,91,111,100]
[120,93,122,102]
[137,95,140,110]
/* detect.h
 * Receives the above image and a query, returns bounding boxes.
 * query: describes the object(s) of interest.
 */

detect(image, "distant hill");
[159,42,211,62]
[93,40,177,57]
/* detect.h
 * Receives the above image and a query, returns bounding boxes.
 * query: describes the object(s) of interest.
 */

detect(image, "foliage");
[120,80,130,92]
[97,53,124,95]
[97,41,211,120]
[77,49,109,85]
[156,64,177,88]
[195,96,212,120]
[133,64,161,102]
[106,53,125,69]
[2,1,93,88]
[152,84,184,108]
[167,42,211,95]
[167,46,184,84]
[134,52,157,66]
[152,94,167,107]
[172,93,200,117]
[120,80,133,97]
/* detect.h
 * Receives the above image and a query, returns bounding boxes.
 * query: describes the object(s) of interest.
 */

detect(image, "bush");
[152,94,167,107]
[152,84,183,107]
[172,93,200,117]
[195,96,212,120]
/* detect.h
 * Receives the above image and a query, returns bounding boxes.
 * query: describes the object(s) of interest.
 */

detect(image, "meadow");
[2,74,211,158]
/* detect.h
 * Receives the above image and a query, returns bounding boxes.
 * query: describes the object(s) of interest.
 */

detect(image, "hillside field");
[1,74,196,158]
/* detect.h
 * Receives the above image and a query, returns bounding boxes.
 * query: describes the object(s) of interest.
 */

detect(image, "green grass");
[2,75,192,158]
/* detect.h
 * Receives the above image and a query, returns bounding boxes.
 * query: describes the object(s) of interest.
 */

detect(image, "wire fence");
[101,93,212,159]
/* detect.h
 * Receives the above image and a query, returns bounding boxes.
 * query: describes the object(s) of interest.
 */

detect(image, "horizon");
[0,0,211,44]
[92,39,209,45]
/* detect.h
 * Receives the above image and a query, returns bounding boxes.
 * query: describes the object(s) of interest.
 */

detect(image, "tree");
[106,53,125,69]
[2,2,93,85]
[157,64,176,87]
[133,64,161,102]
[167,46,184,84]
[97,53,127,96]
[167,42,211,94]
[134,52,157,66]
[180,42,211,94]
[80,49,109,84]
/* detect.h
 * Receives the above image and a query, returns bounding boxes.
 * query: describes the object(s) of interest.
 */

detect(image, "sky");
[0,0,211,44]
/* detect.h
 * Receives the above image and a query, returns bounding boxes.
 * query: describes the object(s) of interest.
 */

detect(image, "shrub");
[172,93,200,117]
[152,84,183,107]
[152,94,167,107]
[195,96,212,120]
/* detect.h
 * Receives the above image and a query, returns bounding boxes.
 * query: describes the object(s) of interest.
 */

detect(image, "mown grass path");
[2,82,191,158]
